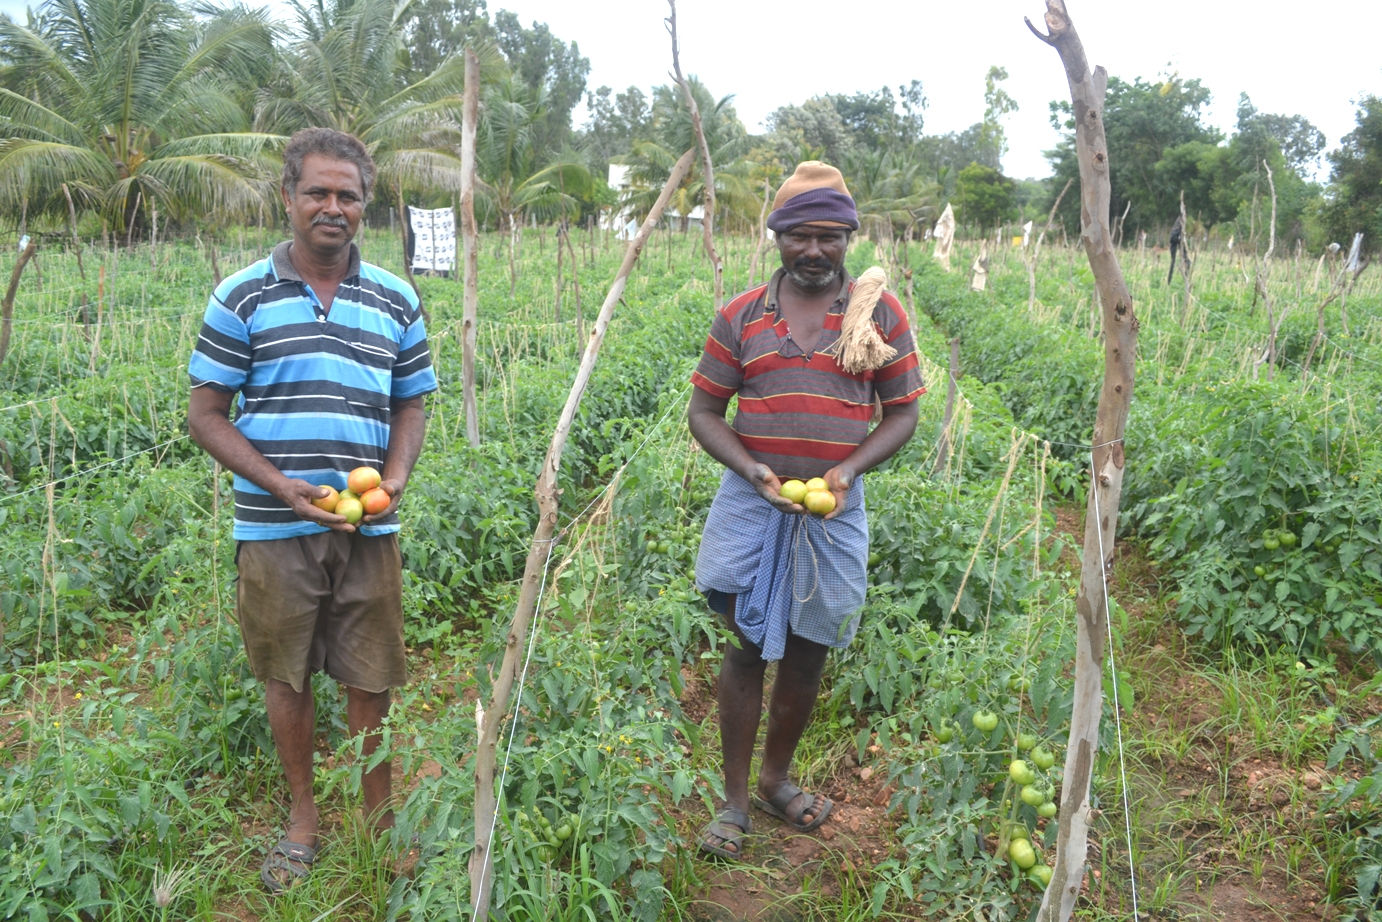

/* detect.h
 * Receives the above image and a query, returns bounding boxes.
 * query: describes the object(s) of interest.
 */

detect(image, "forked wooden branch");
[460,48,481,447]
[666,0,723,308]
[469,147,699,921]
[1026,3,1138,920]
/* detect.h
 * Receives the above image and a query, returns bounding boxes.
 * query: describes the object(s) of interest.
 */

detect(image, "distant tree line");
[2,0,1379,254]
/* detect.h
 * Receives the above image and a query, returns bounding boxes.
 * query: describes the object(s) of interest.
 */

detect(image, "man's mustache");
[792,257,834,271]
[313,214,349,228]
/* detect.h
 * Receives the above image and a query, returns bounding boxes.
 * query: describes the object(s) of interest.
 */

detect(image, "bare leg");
[706,597,767,854]
[756,631,829,824]
[347,686,394,832]
[265,678,320,853]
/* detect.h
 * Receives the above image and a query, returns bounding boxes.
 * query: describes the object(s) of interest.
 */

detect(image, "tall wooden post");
[933,338,960,474]
[666,0,723,308]
[460,47,481,448]
[0,239,38,365]
[1026,3,1139,920]
[468,148,698,921]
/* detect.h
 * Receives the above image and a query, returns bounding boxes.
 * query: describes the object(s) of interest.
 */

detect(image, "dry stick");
[125,191,142,250]
[1029,178,1074,311]
[468,146,698,920]
[89,265,105,374]
[397,182,422,304]
[666,0,723,308]
[0,239,38,365]
[563,220,584,341]
[1253,161,1280,380]
[933,338,961,474]
[1026,4,1139,920]
[460,48,482,448]
[745,176,771,288]
[61,184,87,285]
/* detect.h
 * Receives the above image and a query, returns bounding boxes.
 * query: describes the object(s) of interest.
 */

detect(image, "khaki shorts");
[235,531,407,694]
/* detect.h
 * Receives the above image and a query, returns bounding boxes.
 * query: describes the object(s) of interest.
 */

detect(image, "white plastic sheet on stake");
[408,206,457,274]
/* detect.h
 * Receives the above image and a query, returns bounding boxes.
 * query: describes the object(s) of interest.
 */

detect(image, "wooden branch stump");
[1025,3,1139,920]
[460,48,482,448]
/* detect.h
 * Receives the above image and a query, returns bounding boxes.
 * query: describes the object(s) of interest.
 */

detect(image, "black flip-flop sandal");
[698,805,752,860]
[752,782,832,832]
[260,839,317,894]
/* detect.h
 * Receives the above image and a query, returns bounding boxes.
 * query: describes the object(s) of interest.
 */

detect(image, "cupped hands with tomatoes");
[306,466,402,531]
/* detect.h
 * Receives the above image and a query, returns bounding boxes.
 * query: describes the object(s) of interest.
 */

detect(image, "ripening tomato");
[336,497,364,525]
[804,490,836,515]
[360,487,390,516]
[348,466,382,494]
[805,477,828,493]
[779,479,808,504]
[312,486,340,513]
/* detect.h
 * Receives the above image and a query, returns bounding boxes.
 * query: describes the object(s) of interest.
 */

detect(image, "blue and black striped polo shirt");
[188,241,438,540]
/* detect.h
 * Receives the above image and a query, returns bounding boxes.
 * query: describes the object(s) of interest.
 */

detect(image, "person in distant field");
[687,161,925,859]
[187,128,437,893]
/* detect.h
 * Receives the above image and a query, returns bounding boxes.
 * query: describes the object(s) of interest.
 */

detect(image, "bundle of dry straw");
[822,266,896,373]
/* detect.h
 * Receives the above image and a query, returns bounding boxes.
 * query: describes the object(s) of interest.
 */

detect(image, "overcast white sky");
[4,0,1380,180]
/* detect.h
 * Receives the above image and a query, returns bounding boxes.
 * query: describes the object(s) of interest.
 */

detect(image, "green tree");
[0,0,279,229]
[1320,95,1382,252]
[400,0,493,82]
[492,10,589,163]
[580,85,650,173]
[954,162,1015,230]
[1045,73,1220,235]
[979,65,1018,165]
[1235,93,1325,174]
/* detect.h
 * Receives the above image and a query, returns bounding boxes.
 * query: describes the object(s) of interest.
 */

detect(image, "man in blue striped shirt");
[188,128,437,893]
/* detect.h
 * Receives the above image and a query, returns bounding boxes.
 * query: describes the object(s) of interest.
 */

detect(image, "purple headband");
[766,187,859,232]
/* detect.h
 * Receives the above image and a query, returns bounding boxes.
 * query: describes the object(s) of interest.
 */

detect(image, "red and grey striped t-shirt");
[691,269,926,479]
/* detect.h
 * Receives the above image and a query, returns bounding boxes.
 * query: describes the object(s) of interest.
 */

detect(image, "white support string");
[1090,452,1141,919]
[467,378,690,917]
[0,435,189,503]
[470,534,558,922]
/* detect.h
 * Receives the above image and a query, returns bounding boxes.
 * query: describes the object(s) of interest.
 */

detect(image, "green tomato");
[657,540,671,555]
[1029,864,1053,887]
[1037,800,1059,818]
[868,551,882,568]
[555,823,573,841]
[1008,838,1038,870]
[1016,732,1037,751]
[1020,784,1046,807]
[1005,822,1030,841]
[646,540,658,553]
[1278,530,1297,548]
[536,844,556,862]
[1010,759,1037,786]
[1030,745,1056,770]
[1254,565,1267,578]
[1264,537,1281,551]
[973,710,999,732]
[934,721,954,743]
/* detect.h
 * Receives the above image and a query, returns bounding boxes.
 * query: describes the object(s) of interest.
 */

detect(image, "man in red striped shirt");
[689,161,924,859]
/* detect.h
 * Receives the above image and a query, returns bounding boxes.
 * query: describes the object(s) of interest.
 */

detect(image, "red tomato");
[360,487,391,516]
[348,466,382,494]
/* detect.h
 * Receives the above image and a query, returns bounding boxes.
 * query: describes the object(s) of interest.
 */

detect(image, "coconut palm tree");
[0,0,281,231]
[614,77,753,229]
[255,0,507,205]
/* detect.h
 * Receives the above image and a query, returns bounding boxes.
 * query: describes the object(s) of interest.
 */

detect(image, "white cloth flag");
[408,206,457,273]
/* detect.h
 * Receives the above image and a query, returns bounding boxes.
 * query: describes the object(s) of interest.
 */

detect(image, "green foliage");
[1321,95,1382,253]
[954,164,1016,231]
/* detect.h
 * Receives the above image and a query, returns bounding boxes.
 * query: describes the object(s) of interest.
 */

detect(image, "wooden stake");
[933,337,960,474]
[1026,4,1138,919]
[666,0,723,308]
[0,239,38,365]
[468,147,697,920]
[460,48,482,448]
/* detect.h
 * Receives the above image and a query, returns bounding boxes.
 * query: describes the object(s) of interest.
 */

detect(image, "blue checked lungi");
[694,469,869,661]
